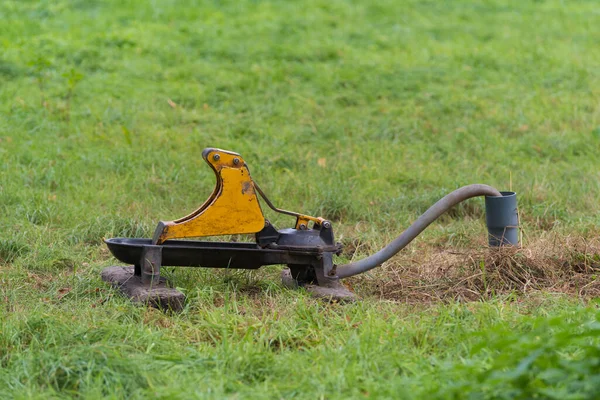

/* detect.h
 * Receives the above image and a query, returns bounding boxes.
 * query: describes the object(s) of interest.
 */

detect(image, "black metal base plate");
[101,266,185,311]
[281,269,357,302]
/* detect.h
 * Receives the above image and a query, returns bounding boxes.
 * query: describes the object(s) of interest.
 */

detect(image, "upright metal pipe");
[336,184,510,279]
[485,191,519,246]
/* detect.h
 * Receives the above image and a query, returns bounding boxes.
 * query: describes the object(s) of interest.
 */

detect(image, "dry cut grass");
[356,233,600,303]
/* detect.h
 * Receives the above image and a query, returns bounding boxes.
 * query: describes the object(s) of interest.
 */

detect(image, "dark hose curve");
[336,184,502,279]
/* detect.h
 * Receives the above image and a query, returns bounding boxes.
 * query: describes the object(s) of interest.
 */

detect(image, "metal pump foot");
[103,244,185,311]
[101,265,185,311]
[281,269,357,302]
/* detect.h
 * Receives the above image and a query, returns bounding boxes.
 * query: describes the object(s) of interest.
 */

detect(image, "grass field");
[2,0,600,398]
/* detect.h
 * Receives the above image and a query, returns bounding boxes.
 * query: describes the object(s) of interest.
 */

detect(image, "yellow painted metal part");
[152,148,266,245]
[294,215,326,230]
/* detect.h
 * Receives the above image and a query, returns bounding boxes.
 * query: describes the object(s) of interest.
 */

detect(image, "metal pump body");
[103,148,354,307]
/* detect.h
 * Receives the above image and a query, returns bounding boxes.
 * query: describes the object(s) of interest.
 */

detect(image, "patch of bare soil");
[353,234,600,303]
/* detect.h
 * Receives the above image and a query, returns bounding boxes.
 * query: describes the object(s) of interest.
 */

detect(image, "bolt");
[233,158,240,165]
[322,221,331,229]
[213,154,220,161]
[299,223,307,230]
[264,220,270,227]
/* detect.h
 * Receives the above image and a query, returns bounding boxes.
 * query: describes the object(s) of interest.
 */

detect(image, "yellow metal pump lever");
[152,148,324,245]
[152,148,266,245]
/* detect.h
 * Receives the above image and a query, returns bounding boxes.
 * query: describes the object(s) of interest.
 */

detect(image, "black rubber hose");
[336,184,502,279]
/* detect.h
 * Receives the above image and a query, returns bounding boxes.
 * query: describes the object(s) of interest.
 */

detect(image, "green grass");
[1,0,600,398]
